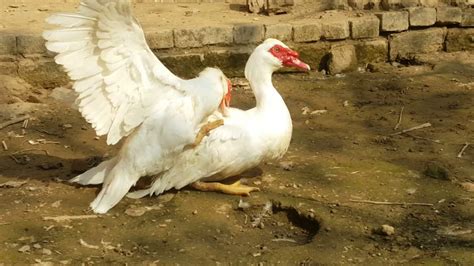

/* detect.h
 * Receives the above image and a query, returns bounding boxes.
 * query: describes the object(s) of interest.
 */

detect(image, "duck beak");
[282,49,311,71]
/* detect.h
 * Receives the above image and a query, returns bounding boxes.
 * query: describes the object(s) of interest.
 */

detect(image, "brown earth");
[0,51,473,264]
[1,0,351,35]
[1,1,474,265]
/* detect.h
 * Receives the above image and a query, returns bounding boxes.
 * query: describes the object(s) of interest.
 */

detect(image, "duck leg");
[192,119,224,147]
[191,180,260,196]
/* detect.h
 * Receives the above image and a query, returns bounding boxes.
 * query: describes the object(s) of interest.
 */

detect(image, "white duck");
[43,0,231,213]
[128,38,310,198]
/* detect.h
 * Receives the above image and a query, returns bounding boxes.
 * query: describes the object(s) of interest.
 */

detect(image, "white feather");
[46,0,229,214]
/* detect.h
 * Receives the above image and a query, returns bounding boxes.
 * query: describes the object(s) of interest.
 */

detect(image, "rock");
[321,20,350,40]
[18,245,31,253]
[389,28,446,61]
[376,11,409,32]
[374,224,395,236]
[279,161,295,171]
[238,199,251,209]
[293,23,322,42]
[446,28,474,52]
[400,0,419,7]
[419,0,438,8]
[0,34,16,55]
[423,162,450,180]
[407,7,437,26]
[348,0,370,9]
[42,248,52,255]
[174,26,233,48]
[291,42,330,71]
[233,24,264,44]
[328,44,358,74]
[381,0,402,10]
[264,24,292,41]
[460,182,474,192]
[355,38,388,65]
[436,7,462,25]
[125,206,148,217]
[17,35,47,54]
[145,30,174,49]
[350,16,380,39]
[461,9,474,27]
[49,86,77,109]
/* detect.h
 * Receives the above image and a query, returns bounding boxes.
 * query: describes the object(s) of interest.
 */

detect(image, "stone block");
[264,24,292,41]
[348,0,369,10]
[436,7,462,24]
[381,0,402,10]
[350,16,380,39]
[158,53,205,79]
[17,35,47,54]
[328,44,358,74]
[322,21,350,40]
[355,38,389,64]
[174,26,233,48]
[419,0,438,7]
[203,48,253,77]
[293,23,322,42]
[400,0,419,7]
[408,7,437,26]
[376,11,409,32]
[461,9,474,27]
[292,42,331,71]
[233,24,264,44]
[146,30,174,49]
[446,28,474,52]
[367,0,382,9]
[0,35,17,55]
[389,27,446,60]
[174,28,204,48]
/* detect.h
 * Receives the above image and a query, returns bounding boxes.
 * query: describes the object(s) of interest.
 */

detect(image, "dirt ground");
[1,1,474,265]
[0,50,473,264]
[1,0,351,35]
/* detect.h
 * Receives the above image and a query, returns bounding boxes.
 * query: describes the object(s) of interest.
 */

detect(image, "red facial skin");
[224,79,232,107]
[269,44,310,71]
[219,79,232,112]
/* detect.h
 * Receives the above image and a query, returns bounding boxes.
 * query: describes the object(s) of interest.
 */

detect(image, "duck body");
[129,39,309,198]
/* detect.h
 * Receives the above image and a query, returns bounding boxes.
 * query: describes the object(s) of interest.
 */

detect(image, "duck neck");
[245,56,282,111]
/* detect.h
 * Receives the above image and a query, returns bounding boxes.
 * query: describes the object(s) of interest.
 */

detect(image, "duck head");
[247,39,311,74]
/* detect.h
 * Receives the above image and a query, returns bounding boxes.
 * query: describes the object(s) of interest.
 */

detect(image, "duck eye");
[274,47,280,52]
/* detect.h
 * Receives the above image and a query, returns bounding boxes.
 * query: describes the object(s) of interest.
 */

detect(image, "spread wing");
[43,0,183,145]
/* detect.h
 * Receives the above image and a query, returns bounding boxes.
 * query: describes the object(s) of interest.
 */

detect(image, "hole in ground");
[238,200,320,246]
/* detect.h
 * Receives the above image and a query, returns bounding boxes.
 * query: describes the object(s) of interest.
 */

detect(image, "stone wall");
[0,7,473,86]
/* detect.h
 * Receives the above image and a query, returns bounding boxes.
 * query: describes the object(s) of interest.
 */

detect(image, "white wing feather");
[127,124,248,198]
[43,0,183,145]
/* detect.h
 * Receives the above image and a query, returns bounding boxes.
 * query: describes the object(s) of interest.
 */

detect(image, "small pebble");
[18,245,30,253]
[42,248,52,255]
